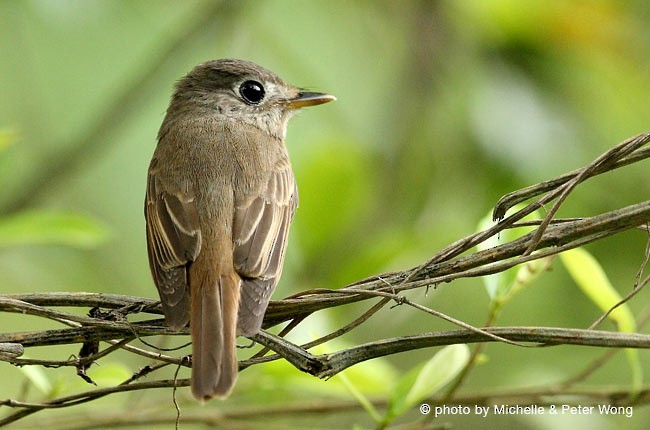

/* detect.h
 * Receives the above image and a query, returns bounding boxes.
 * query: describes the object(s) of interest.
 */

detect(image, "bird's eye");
[239,80,265,104]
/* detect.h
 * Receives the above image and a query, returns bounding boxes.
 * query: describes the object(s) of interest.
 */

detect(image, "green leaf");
[0,209,110,248]
[560,247,642,392]
[560,248,635,332]
[385,345,470,424]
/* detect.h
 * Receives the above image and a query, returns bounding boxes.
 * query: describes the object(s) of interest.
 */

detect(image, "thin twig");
[1,131,649,427]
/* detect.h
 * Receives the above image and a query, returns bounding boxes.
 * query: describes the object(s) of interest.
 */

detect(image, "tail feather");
[190,270,240,400]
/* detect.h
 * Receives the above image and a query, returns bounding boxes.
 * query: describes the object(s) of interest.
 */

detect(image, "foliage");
[1,1,650,429]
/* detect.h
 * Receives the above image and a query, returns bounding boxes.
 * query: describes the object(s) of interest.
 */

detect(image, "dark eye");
[239,80,265,104]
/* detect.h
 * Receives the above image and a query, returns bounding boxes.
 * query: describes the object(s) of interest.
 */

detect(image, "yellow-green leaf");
[386,345,470,423]
[560,247,642,392]
[560,248,635,332]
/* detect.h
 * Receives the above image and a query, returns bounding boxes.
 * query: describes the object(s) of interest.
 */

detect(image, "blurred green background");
[1,0,650,428]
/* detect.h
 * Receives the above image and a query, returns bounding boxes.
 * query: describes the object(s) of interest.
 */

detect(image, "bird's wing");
[145,158,202,329]
[233,156,298,335]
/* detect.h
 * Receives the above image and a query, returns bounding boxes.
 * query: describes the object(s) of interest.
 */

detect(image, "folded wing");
[145,160,202,329]
[233,157,298,335]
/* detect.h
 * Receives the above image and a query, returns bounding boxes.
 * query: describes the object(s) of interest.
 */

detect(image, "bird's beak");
[284,92,336,109]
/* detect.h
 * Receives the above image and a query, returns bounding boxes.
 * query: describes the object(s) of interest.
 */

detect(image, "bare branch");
[1,130,650,426]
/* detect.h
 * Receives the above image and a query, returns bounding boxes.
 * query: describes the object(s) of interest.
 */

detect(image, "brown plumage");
[145,59,334,400]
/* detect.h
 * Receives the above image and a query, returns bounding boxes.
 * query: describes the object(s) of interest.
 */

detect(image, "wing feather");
[145,160,201,329]
[233,158,297,334]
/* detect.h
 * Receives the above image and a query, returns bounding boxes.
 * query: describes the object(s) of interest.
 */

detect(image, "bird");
[145,59,334,400]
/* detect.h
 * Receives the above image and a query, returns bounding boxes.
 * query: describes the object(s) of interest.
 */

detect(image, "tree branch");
[1,130,649,426]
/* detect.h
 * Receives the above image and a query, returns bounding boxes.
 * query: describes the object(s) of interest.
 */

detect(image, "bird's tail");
[189,260,240,401]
